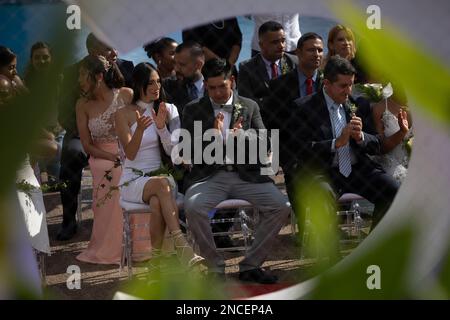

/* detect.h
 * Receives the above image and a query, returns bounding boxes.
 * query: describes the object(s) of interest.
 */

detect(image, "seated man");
[293,56,399,232]
[163,41,205,115]
[181,59,291,284]
[86,33,134,87]
[238,20,298,107]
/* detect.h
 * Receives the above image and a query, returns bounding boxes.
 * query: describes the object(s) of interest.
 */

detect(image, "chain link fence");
[0,0,415,298]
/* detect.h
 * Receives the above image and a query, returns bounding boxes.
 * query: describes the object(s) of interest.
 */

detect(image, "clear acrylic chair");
[208,199,259,252]
[119,193,185,279]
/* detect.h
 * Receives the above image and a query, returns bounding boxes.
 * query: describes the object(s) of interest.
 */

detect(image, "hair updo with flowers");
[80,55,124,93]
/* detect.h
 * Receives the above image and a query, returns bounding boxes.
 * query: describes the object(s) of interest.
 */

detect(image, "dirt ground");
[40,174,363,300]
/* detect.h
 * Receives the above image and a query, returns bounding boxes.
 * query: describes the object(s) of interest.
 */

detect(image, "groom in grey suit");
[181,59,290,284]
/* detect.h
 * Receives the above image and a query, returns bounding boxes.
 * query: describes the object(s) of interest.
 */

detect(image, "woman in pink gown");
[75,55,133,264]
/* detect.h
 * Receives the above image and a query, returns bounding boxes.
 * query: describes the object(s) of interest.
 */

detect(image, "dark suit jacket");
[181,93,272,191]
[238,53,298,107]
[116,58,134,88]
[292,91,381,176]
[264,68,323,127]
[263,68,323,168]
[58,60,82,139]
[163,78,192,117]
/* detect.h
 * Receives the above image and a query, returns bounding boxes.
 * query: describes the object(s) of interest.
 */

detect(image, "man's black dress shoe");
[56,221,77,241]
[238,268,278,284]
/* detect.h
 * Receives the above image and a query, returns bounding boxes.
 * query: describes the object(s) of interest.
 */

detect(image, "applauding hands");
[135,110,152,132]
[214,112,243,135]
[135,102,169,132]
[397,108,409,136]
[152,102,168,130]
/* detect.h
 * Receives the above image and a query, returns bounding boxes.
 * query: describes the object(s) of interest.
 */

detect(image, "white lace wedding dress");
[373,104,413,183]
[16,155,50,254]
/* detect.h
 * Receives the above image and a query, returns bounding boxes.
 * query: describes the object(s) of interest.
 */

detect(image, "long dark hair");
[0,46,16,68]
[81,55,124,92]
[131,62,167,106]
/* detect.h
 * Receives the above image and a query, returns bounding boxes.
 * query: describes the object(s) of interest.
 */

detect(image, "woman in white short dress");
[115,62,204,269]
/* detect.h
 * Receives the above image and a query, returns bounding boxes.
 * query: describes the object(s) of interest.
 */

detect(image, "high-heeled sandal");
[169,230,207,270]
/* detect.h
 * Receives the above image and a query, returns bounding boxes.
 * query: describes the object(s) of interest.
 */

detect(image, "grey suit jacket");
[181,93,272,191]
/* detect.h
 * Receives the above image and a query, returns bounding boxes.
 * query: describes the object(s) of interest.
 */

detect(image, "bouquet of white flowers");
[354,82,393,103]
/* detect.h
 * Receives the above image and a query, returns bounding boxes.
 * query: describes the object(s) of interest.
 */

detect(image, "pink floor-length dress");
[76,89,133,264]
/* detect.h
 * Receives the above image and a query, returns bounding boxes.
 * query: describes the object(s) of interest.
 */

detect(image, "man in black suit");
[87,33,134,87]
[264,32,324,132]
[293,56,399,232]
[263,32,324,219]
[163,41,205,116]
[181,59,290,283]
[238,21,298,107]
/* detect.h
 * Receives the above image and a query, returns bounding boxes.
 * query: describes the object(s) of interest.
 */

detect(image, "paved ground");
[40,174,367,300]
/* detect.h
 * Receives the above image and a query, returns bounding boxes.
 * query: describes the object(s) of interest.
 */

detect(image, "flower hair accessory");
[98,55,112,72]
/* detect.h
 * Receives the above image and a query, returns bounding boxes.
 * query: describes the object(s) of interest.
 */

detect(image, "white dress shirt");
[210,92,234,140]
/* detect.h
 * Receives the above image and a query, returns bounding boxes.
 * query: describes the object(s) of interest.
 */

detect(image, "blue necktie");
[331,104,352,177]
[187,83,198,100]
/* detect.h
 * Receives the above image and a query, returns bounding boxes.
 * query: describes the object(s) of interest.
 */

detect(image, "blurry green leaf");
[121,259,227,300]
[294,171,340,274]
[307,224,414,299]
[0,7,79,298]
[438,244,450,298]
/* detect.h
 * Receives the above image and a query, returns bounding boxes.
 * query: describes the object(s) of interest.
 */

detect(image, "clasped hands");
[214,112,243,135]
[335,115,363,148]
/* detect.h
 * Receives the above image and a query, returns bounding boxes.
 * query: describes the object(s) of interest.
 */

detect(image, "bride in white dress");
[372,83,413,183]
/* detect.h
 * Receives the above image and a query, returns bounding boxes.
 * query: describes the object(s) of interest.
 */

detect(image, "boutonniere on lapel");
[232,101,244,124]
[281,58,289,75]
[349,102,358,116]
[317,71,324,82]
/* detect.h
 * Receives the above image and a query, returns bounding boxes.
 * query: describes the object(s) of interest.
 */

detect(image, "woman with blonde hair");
[323,25,367,84]
[325,25,356,62]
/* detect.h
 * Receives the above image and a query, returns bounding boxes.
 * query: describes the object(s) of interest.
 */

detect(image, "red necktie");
[306,77,314,95]
[270,62,278,79]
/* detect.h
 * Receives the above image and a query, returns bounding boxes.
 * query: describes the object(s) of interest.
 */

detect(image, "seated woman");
[0,46,26,92]
[144,37,178,81]
[322,25,367,84]
[24,41,65,186]
[115,62,204,269]
[76,55,132,264]
[372,82,413,183]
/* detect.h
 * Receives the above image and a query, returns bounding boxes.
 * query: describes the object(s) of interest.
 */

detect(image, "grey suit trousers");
[184,170,291,273]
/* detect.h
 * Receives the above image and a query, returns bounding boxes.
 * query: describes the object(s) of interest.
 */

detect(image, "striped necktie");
[331,104,352,177]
